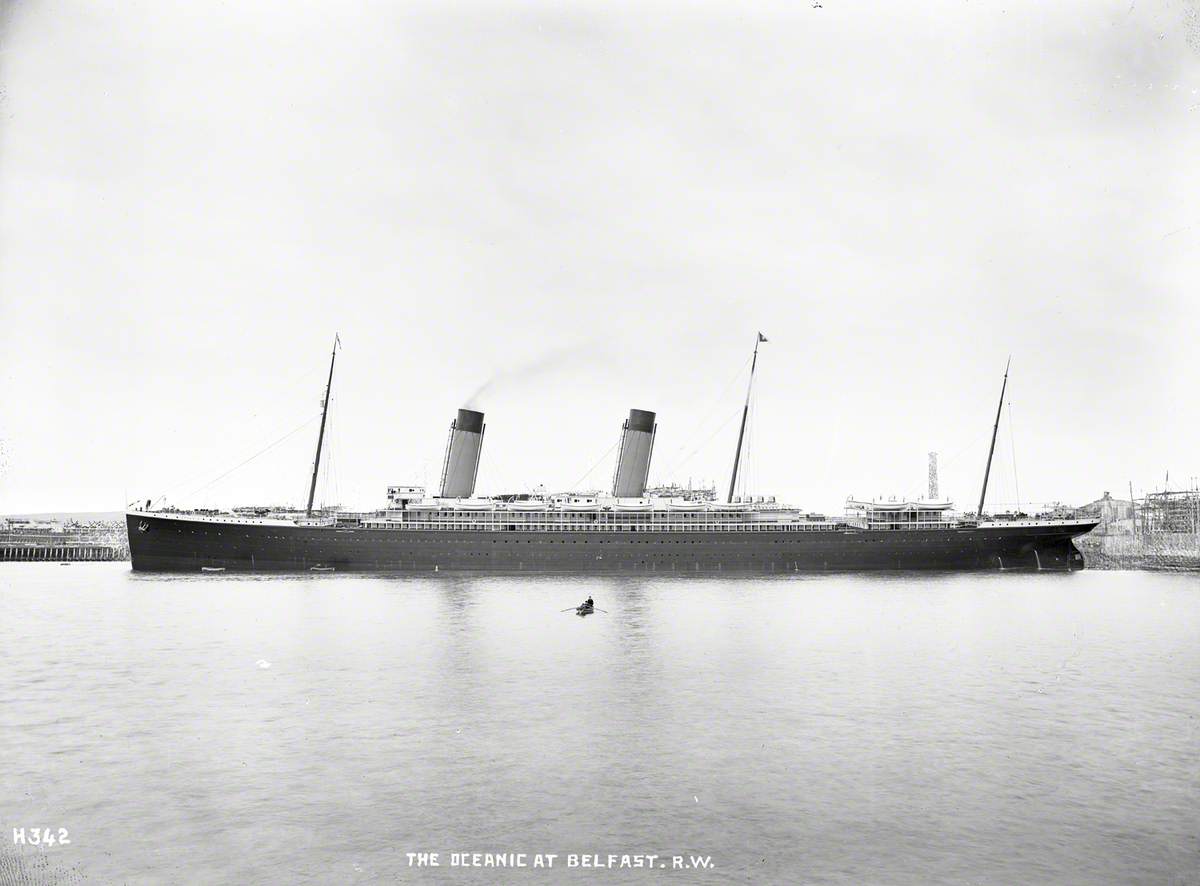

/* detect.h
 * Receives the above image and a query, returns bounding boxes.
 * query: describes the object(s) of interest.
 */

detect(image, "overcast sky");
[2,0,1198,515]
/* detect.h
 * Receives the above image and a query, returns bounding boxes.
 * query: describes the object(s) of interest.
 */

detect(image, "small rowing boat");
[201,566,225,573]
[310,565,335,573]
[576,604,594,617]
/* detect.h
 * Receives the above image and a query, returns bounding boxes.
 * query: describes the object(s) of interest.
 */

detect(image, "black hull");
[126,514,1095,573]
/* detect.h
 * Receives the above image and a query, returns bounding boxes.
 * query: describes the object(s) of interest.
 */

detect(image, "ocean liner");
[126,337,1098,573]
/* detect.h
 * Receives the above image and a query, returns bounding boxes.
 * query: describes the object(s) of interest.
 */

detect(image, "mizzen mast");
[727,332,767,503]
[306,334,340,517]
[976,356,1010,520]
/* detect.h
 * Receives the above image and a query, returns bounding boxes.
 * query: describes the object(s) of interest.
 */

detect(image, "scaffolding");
[1137,490,1200,534]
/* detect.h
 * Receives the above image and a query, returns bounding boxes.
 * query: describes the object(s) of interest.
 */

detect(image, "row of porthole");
[177,531,971,550]
[177,529,996,556]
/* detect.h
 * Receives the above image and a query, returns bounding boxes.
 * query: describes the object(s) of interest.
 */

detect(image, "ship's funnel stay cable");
[570,438,621,491]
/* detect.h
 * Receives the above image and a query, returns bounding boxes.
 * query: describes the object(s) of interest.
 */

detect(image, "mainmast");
[727,332,767,503]
[306,334,340,517]
[976,356,1010,520]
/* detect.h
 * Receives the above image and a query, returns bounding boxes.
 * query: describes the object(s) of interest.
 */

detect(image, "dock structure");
[1,544,127,561]
[1138,489,1200,535]
[1074,487,1200,570]
[0,521,129,562]
[1081,488,1200,537]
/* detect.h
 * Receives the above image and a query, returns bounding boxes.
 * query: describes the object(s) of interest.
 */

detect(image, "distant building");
[1079,492,1135,535]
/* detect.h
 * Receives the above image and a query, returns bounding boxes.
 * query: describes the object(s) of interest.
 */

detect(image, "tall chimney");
[612,409,656,498]
[439,409,485,498]
[928,451,939,500]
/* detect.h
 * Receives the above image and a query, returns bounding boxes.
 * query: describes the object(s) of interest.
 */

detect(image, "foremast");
[306,335,340,517]
[976,357,1010,519]
[727,332,767,503]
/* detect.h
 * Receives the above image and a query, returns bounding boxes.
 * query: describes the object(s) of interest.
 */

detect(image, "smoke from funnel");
[464,341,606,409]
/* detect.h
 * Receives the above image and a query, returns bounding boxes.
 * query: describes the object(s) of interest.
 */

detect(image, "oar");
[592,608,608,613]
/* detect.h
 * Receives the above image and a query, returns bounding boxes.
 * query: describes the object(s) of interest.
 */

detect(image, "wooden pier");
[0,522,130,562]
[1,544,127,561]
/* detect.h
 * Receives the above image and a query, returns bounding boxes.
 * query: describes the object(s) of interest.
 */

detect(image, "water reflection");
[1,565,1196,883]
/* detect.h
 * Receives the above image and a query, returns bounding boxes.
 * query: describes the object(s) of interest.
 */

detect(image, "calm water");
[1,564,1197,885]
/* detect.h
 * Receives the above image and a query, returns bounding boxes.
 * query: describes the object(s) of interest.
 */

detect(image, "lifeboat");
[506,499,548,511]
[613,499,653,511]
[665,498,702,510]
[449,499,495,511]
[558,500,599,512]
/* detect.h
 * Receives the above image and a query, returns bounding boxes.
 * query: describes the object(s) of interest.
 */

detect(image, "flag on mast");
[757,332,768,343]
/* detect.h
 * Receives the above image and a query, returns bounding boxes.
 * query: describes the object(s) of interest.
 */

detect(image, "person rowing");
[560,597,603,614]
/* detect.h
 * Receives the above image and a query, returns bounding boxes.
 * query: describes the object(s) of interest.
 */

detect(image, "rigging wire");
[331,399,340,506]
[1007,399,1021,512]
[664,407,741,481]
[484,450,521,497]
[319,393,340,509]
[183,414,322,500]
[658,355,752,480]
[154,364,335,501]
[569,438,622,492]
[897,426,995,504]
[157,412,323,502]
[739,390,757,500]
[749,388,759,497]
[246,363,326,421]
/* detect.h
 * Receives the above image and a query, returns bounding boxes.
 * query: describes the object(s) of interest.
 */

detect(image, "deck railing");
[133,509,1093,534]
[359,515,1093,533]
[362,519,853,532]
